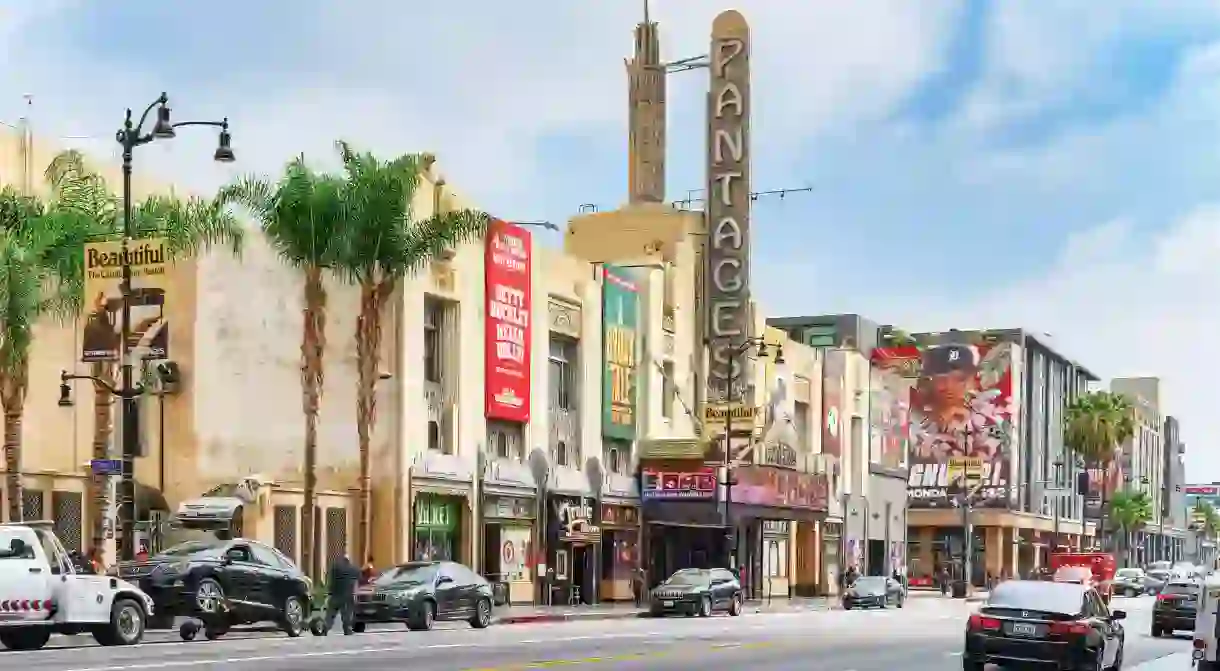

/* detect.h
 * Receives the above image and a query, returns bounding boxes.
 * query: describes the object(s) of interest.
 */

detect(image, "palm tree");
[43,150,243,549]
[1063,391,1135,551]
[333,141,489,562]
[0,186,100,521]
[1108,488,1153,566]
[219,157,345,579]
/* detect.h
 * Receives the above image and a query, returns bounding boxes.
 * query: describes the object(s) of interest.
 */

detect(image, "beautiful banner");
[484,220,532,422]
[81,237,169,362]
[601,266,639,440]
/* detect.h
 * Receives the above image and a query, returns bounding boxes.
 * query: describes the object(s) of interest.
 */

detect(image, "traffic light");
[1077,471,1090,496]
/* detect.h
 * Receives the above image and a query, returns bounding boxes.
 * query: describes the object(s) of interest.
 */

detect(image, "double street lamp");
[717,336,783,571]
[60,92,233,562]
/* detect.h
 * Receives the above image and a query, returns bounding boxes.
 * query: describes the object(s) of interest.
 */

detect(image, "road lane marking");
[460,641,777,670]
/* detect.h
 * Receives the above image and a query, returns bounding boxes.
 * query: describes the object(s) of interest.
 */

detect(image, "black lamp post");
[719,336,783,573]
[61,92,233,562]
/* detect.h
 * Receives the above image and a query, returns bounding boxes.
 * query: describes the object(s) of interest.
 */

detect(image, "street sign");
[948,456,984,485]
[90,459,122,476]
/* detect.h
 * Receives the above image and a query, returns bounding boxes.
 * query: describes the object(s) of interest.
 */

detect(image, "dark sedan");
[649,568,743,618]
[842,576,905,609]
[1152,580,1200,636]
[353,560,494,632]
[963,580,1125,671]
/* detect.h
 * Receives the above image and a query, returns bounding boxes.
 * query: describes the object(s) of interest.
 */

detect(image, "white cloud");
[0,0,960,215]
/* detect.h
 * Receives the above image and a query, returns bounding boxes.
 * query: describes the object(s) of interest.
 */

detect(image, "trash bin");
[951,580,968,599]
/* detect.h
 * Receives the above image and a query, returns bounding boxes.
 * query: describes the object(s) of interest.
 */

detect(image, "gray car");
[842,575,905,609]
[352,561,494,632]
[649,568,743,618]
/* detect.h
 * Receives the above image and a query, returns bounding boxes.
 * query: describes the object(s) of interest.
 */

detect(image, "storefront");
[546,494,601,605]
[821,521,842,595]
[727,466,828,600]
[760,520,791,598]
[412,494,462,562]
[598,503,639,601]
[480,494,535,604]
[639,462,724,587]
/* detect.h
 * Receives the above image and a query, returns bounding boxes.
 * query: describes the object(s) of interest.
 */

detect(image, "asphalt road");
[0,594,1192,670]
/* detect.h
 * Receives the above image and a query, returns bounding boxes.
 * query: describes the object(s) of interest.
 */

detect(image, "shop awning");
[638,437,708,460]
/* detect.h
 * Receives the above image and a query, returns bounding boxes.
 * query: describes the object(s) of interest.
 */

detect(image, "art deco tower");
[625,1,666,204]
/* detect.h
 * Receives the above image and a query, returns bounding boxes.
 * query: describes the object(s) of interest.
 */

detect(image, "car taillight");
[1049,620,1091,636]
[1157,593,1176,601]
[968,614,1001,631]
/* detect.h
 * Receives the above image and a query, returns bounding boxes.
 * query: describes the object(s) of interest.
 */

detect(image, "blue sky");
[5,0,1220,478]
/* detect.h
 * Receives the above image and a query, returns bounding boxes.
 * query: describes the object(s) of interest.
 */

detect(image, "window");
[488,420,524,461]
[549,336,578,411]
[556,441,570,467]
[661,361,675,421]
[794,401,810,453]
[428,420,442,452]
[249,543,280,567]
[604,440,628,475]
[424,298,443,383]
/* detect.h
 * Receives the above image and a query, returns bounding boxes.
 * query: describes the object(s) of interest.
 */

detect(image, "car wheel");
[195,577,225,615]
[1150,625,1162,637]
[407,600,435,631]
[469,597,493,629]
[204,626,227,641]
[698,596,712,617]
[310,617,327,636]
[94,598,146,646]
[351,621,367,634]
[842,602,852,610]
[279,595,305,637]
[961,655,986,671]
[179,621,199,641]
[728,594,742,617]
[0,628,51,651]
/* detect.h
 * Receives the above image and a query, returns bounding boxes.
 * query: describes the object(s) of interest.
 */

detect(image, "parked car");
[353,560,494,631]
[1144,569,1170,595]
[1152,580,1201,637]
[649,568,743,617]
[842,575,905,610]
[963,579,1126,671]
[1112,568,1147,597]
[112,538,310,640]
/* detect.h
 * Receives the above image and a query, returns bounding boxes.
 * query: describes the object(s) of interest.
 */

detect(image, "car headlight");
[390,589,420,604]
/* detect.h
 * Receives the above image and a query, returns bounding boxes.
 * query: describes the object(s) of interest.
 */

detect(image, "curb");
[494,611,648,625]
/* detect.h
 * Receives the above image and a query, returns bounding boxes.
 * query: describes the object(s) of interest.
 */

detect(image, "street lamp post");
[718,336,782,574]
[61,93,233,562]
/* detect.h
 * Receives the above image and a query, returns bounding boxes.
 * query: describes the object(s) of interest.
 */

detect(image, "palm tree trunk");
[0,367,25,523]
[354,280,388,564]
[89,362,116,552]
[300,266,327,580]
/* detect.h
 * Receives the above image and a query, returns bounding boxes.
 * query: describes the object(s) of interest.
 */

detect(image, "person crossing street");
[320,552,361,635]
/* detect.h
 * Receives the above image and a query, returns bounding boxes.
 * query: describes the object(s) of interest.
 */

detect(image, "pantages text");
[705,11,752,400]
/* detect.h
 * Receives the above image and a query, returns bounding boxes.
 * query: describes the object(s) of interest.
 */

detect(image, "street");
[0,595,1190,670]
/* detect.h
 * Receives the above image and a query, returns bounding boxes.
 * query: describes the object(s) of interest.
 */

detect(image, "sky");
[4,0,1220,479]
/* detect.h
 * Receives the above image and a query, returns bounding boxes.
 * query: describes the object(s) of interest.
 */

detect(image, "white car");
[0,522,153,650]
[1194,574,1220,669]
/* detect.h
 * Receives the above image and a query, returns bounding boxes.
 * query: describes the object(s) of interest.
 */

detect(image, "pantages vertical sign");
[705,10,752,403]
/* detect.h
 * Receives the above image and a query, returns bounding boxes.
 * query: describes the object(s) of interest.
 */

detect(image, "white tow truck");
[0,521,152,650]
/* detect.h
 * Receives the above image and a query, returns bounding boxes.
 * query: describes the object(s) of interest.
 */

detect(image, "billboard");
[869,353,915,469]
[484,220,532,423]
[81,238,169,362]
[901,342,1017,508]
[641,467,717,500]
[1185,485,1220,528]
[601,266,639,440]
[821,349,845,458]
[760,326,798,468]
[704,10,753,403]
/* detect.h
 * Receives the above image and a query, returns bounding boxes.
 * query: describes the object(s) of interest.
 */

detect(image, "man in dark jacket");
[322,553,361,635]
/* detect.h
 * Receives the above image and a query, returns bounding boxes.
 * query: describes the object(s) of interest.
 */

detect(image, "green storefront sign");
[414,496,457,531]
[602,265,639,440]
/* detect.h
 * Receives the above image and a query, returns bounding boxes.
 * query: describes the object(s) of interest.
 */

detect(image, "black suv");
[353,561,495,631]
[649,568,743,617]
[1152,580,1200,636]
[114,538,311,640]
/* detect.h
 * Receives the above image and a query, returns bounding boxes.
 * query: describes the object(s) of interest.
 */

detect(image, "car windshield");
[375,563,439,587]
[1163,582,1199,596]
[664,570,712,586]
[1148,570,1170,580]
[988,581,1084,615]
[154,540,224,558]
[852,577,887,590]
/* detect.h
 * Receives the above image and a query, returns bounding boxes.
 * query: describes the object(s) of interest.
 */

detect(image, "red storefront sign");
[731,466,828,511]
[485,219,532,422]
[641,467,716,500]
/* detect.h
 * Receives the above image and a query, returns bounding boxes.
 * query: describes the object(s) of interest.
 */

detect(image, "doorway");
[572,545,590,604]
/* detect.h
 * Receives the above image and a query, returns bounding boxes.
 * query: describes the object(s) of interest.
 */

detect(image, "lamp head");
[773,344,786,365]
[58,382,73,407]
[152,105,176,139]
[213,120,235,163]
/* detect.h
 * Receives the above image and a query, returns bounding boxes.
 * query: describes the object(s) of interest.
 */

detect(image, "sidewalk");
[1130,652,1191,670]
[907,589,990,603]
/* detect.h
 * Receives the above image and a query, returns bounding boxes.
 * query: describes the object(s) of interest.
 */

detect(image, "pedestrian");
[321,553,361,635]
[844,565,859,588]
[938,566,949,595]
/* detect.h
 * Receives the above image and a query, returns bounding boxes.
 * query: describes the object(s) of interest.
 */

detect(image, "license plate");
[1010,623,1038,637]
[662,600,674,607]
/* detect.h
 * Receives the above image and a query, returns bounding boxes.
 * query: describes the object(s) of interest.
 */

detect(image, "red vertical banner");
[485,219,532,422]
[822,350,845,457]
